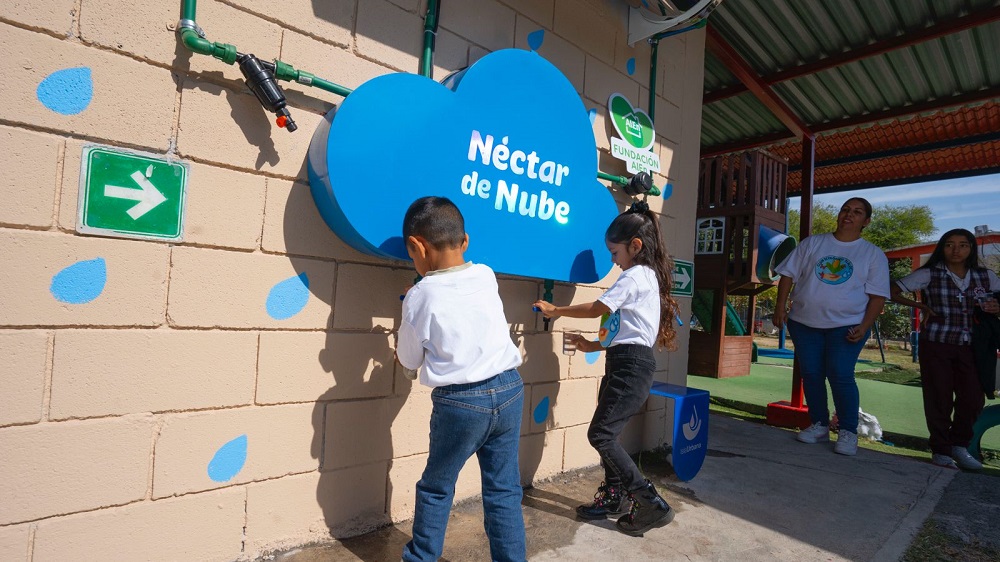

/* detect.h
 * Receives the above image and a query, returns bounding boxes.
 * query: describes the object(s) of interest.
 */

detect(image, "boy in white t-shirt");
[396,196,525,562]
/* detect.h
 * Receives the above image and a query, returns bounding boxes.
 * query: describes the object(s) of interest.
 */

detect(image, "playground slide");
[691,291,747,336]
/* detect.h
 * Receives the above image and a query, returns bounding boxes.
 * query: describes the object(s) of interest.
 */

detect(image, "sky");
[788,172,1000,244]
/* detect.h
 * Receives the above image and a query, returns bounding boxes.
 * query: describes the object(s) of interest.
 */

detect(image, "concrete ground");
[268,414,976,562]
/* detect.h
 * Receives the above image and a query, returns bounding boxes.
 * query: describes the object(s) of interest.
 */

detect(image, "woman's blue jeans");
[402,369,525,562]
[787,320,868,433]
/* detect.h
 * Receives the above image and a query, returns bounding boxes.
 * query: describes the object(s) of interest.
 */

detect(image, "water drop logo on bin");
[672,390,709,482]
[308,49,619,282]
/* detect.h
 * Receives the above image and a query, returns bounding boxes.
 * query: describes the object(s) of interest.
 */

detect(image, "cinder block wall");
[0,1,705,559]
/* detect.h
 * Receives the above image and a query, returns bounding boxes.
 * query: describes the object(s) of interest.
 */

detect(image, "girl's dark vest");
[921,265,990,345]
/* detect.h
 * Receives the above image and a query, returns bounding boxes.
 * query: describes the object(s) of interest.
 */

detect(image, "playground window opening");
[696,218,725,254]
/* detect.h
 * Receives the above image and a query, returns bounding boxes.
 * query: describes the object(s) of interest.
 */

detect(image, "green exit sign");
[77,145,188,241]
[673,259,694,297]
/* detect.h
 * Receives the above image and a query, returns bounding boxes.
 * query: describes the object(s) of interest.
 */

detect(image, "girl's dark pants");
[587,343,656,493]
[918,338,985,455]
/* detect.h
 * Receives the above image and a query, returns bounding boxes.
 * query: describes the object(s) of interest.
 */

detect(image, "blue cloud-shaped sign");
[308,49,619,282]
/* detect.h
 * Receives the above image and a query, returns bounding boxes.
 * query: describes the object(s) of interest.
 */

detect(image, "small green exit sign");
[77,145,188,241]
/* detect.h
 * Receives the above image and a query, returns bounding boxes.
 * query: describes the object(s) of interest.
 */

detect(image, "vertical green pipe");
[648,38,659,123]
[542,279,554,331]
[421,0,440,78]
[178,0,237,62]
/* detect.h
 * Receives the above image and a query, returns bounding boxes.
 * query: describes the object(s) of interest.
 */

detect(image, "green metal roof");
[702,0,1000,148]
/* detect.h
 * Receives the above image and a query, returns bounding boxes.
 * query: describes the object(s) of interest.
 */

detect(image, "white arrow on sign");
[674,268,692,290]
[104,170,166,220]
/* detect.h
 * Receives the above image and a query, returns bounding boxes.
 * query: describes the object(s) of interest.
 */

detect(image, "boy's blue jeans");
[787,320,868,433]
[402,369,525,562]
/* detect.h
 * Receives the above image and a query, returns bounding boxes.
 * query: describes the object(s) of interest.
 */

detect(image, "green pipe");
[179,0,237,62]
[273,61,353,97]
[650,18,707,41]
[598,171,628,185]
[597,171,661,197]
[648,38,659,122]
[421,0,440,78]
[178,0,350,96]
[179,29,238,63]
[309,76,354,97]
[542,279,554,331]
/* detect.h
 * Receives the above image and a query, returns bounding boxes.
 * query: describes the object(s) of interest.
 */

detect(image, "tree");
[864,205,935,249]
[787,204,838,239]
[881,258,915,343]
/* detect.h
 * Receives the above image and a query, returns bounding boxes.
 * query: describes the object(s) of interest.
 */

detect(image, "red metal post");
[766,136,814,428]
[790,135,815,409]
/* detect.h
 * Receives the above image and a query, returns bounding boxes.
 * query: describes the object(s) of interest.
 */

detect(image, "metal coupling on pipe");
[176,19,205,38]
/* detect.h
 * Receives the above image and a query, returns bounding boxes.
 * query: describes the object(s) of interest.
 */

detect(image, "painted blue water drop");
[533,396,550,424]
[588,108,598,125]
[661,183,673,200]
[527,29,545,51]
[266,273,310,320]
[585,350,600,365]
[37,67,93,115]
[50,258,106,304]
[207,434,247,482]
[626,57,636,75]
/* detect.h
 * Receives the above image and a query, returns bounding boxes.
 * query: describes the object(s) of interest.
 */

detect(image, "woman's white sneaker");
[834,430,858,456]
[796,422,830,444]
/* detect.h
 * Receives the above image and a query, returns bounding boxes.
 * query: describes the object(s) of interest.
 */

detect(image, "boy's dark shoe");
[575,481,630,520]
[615,480,674,536]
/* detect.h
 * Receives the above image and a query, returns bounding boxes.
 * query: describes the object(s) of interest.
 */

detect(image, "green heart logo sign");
[607,93,660,174]
[609,93,654,150]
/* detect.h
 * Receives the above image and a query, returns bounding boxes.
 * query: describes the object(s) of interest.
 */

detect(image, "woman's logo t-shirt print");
[814,255,854,285]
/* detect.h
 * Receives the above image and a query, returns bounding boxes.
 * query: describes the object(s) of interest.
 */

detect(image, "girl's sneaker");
[796,422,830,444]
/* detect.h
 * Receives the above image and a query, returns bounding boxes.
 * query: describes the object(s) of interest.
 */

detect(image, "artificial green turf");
[690,362,1000,452]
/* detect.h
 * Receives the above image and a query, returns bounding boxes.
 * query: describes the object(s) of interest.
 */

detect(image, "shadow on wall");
[170,37,283,171]
[278,173,416,552]
[518,290,591,488]
[279,161,588,555]
[309,326,410,542]
[518,322,557,488]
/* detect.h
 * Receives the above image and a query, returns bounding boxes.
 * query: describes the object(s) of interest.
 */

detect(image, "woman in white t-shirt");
[533,201,678,537]
[774,197,891,456]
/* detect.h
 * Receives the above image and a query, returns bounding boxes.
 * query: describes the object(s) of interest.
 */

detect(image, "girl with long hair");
[533,200,679,537]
